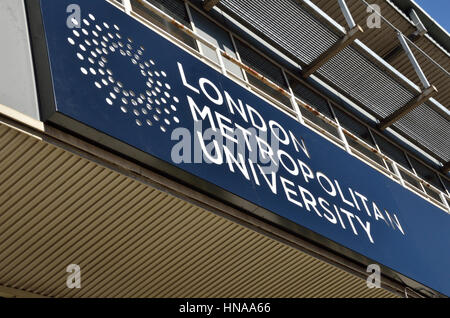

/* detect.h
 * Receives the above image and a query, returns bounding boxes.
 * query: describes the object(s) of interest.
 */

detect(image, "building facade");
[0,0,449,298]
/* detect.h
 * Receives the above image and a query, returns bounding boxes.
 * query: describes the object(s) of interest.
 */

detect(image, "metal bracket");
[383,32,421,63]
[409,9,427,36]
[338,0,356,29]
[302,25,363,78]
[383,10,426,62]
[397,32,430,89]
[378,85,438,130]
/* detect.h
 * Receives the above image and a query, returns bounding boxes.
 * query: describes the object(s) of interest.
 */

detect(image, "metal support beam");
[397,32,430,89]
[203,0,220,11]
[338,0,356,29]
[442,162,450,174]
[409,9,427,36]
[302,25,363,78]
[383,32,421,62]
[378,85,438,130]
[383,10,426,63]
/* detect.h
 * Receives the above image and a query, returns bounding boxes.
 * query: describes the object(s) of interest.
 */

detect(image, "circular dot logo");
[66,13,181,133]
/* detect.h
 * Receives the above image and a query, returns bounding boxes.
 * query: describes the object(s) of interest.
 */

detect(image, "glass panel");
[246,74,291,107]
[408,156,445,192]
[287,76,339,137]
[234,39,291,108]
[333,108,384,166]
[130,0,197,49]
[424,186,443,203]
[300,107,340,138]
[372,133,411,172]
[190,8,244,79]
[400,170,423,192]
[348,140,385,167]
[334,109,373,145]
[288,76,333,118]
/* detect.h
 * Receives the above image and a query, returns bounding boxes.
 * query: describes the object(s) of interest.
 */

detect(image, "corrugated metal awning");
[0,112,398,298]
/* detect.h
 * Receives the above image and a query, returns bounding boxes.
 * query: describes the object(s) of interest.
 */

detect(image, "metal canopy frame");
[216,0,449,166]
[306,0,436,130]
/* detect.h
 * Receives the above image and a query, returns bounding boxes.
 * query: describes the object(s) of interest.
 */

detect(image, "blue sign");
[36,0,450,295]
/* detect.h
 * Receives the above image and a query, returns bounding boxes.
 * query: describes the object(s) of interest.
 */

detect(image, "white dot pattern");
[67,13,181,132]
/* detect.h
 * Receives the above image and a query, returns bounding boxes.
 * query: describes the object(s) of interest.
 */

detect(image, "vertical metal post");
[229,34,250,87]
[392,161,406,187]
[338,0,356,29]
[436,174,450,212]
[439,192,450,213]
[368,129,390,173]
[437,174,450,197]
[329,102,351,153]
[397,32,430,89]
[185,3,204,56]
[185,3,225,74]
[216,48,227,74]
[282,69,304,125]
[405,153,427,194]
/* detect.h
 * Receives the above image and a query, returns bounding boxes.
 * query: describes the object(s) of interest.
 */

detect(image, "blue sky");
[414,0,450,32]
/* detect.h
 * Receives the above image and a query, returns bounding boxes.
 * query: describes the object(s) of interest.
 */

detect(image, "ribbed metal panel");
[317,45,415,118]
[221,0,340,65]
[394,103,450,161]
[312,0,415,57]
[0,122,397,298]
